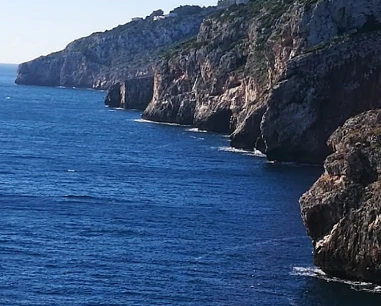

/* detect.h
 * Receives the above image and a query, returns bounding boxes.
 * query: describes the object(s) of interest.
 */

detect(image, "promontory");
[15,0,381,284]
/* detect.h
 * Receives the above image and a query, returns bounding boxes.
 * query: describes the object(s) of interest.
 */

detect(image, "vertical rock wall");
[105,76,154,110]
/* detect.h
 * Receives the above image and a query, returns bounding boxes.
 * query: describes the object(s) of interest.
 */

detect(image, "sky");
[0,0,217,64]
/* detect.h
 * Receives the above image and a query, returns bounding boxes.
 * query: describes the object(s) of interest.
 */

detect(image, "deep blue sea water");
[1,64,381,305]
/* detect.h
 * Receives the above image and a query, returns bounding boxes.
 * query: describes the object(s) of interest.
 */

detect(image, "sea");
[1,63,381,305]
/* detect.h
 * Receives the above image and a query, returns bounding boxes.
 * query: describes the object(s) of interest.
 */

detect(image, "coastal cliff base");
[105,76,154,110]
[140,0,381,163]
[300,110,381,283]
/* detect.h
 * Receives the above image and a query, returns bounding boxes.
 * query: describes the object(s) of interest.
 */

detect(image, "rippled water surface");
[1,64,381,305]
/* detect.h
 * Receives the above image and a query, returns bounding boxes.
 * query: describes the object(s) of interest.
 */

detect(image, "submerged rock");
[300,110,381,283]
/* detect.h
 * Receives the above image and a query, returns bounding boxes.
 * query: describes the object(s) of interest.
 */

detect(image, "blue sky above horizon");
[0,0,216,64]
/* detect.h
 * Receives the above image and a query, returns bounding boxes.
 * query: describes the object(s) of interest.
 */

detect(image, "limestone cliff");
[300,110,381,283]
[15,6,215,90]
[143,2,266,133]
[142,0,381,163]
[105,77,154,110]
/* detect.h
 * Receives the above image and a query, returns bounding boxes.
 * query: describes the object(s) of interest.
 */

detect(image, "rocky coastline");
[16,0,381,163]
[15,5,216,90]
[102,0,381,164]
[15,0,381,285]
[300,110,381,284]
[106,0,381,284]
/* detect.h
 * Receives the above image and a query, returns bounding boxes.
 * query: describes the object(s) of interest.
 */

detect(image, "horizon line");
[0,62,19,65]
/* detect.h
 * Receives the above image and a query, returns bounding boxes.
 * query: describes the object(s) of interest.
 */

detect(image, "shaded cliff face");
[105,77,154,110]
[235,0,381,162]
[142,0,381,162]
[300,110,381,283]
[261,32,381,163]
[15,7,215,90]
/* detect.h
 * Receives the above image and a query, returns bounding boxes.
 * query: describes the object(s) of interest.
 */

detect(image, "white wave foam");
[266,160,277,164]
[218,146,266,158]
[292,267,327,278]
[219,147,249,153]
[292,267,381,293]
[67,169,76,173]
[106,107,135,111]
[86,88,106,92]
[253,149,266,157]
[190,135,205,140]
[134,119,185,127]
[5,97,11,100]
[187,128,207,133]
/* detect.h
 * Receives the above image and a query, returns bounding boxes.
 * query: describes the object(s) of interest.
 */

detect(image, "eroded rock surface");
[142,0,381,161]
[15,6,215,90]
[300,110,381,283]
[105,76,154,110]
[16,0,381,164]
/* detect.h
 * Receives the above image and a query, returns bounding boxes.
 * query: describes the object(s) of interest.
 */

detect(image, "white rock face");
[142,0,381,164]
[15,7,215,89]
[300,0,381,47]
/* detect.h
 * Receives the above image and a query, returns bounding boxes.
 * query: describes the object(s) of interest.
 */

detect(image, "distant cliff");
[15,6,215,90]
[140,0,381,163]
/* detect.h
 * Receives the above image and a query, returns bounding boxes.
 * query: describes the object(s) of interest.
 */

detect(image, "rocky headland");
[141,0,381,164]
[19,0,381,161]
[16,0,381,161]
[15,5,216,90]
[300,110,381,284]
[15,0,381,284]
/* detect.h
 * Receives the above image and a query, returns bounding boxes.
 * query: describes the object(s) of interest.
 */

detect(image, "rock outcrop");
[261,32,381,163]
[143,1,269,133]
[16,0,381,164]
[15,6,215,90]
[141,0,381,162]
[300,110,381,283]
[105,76,154,110]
